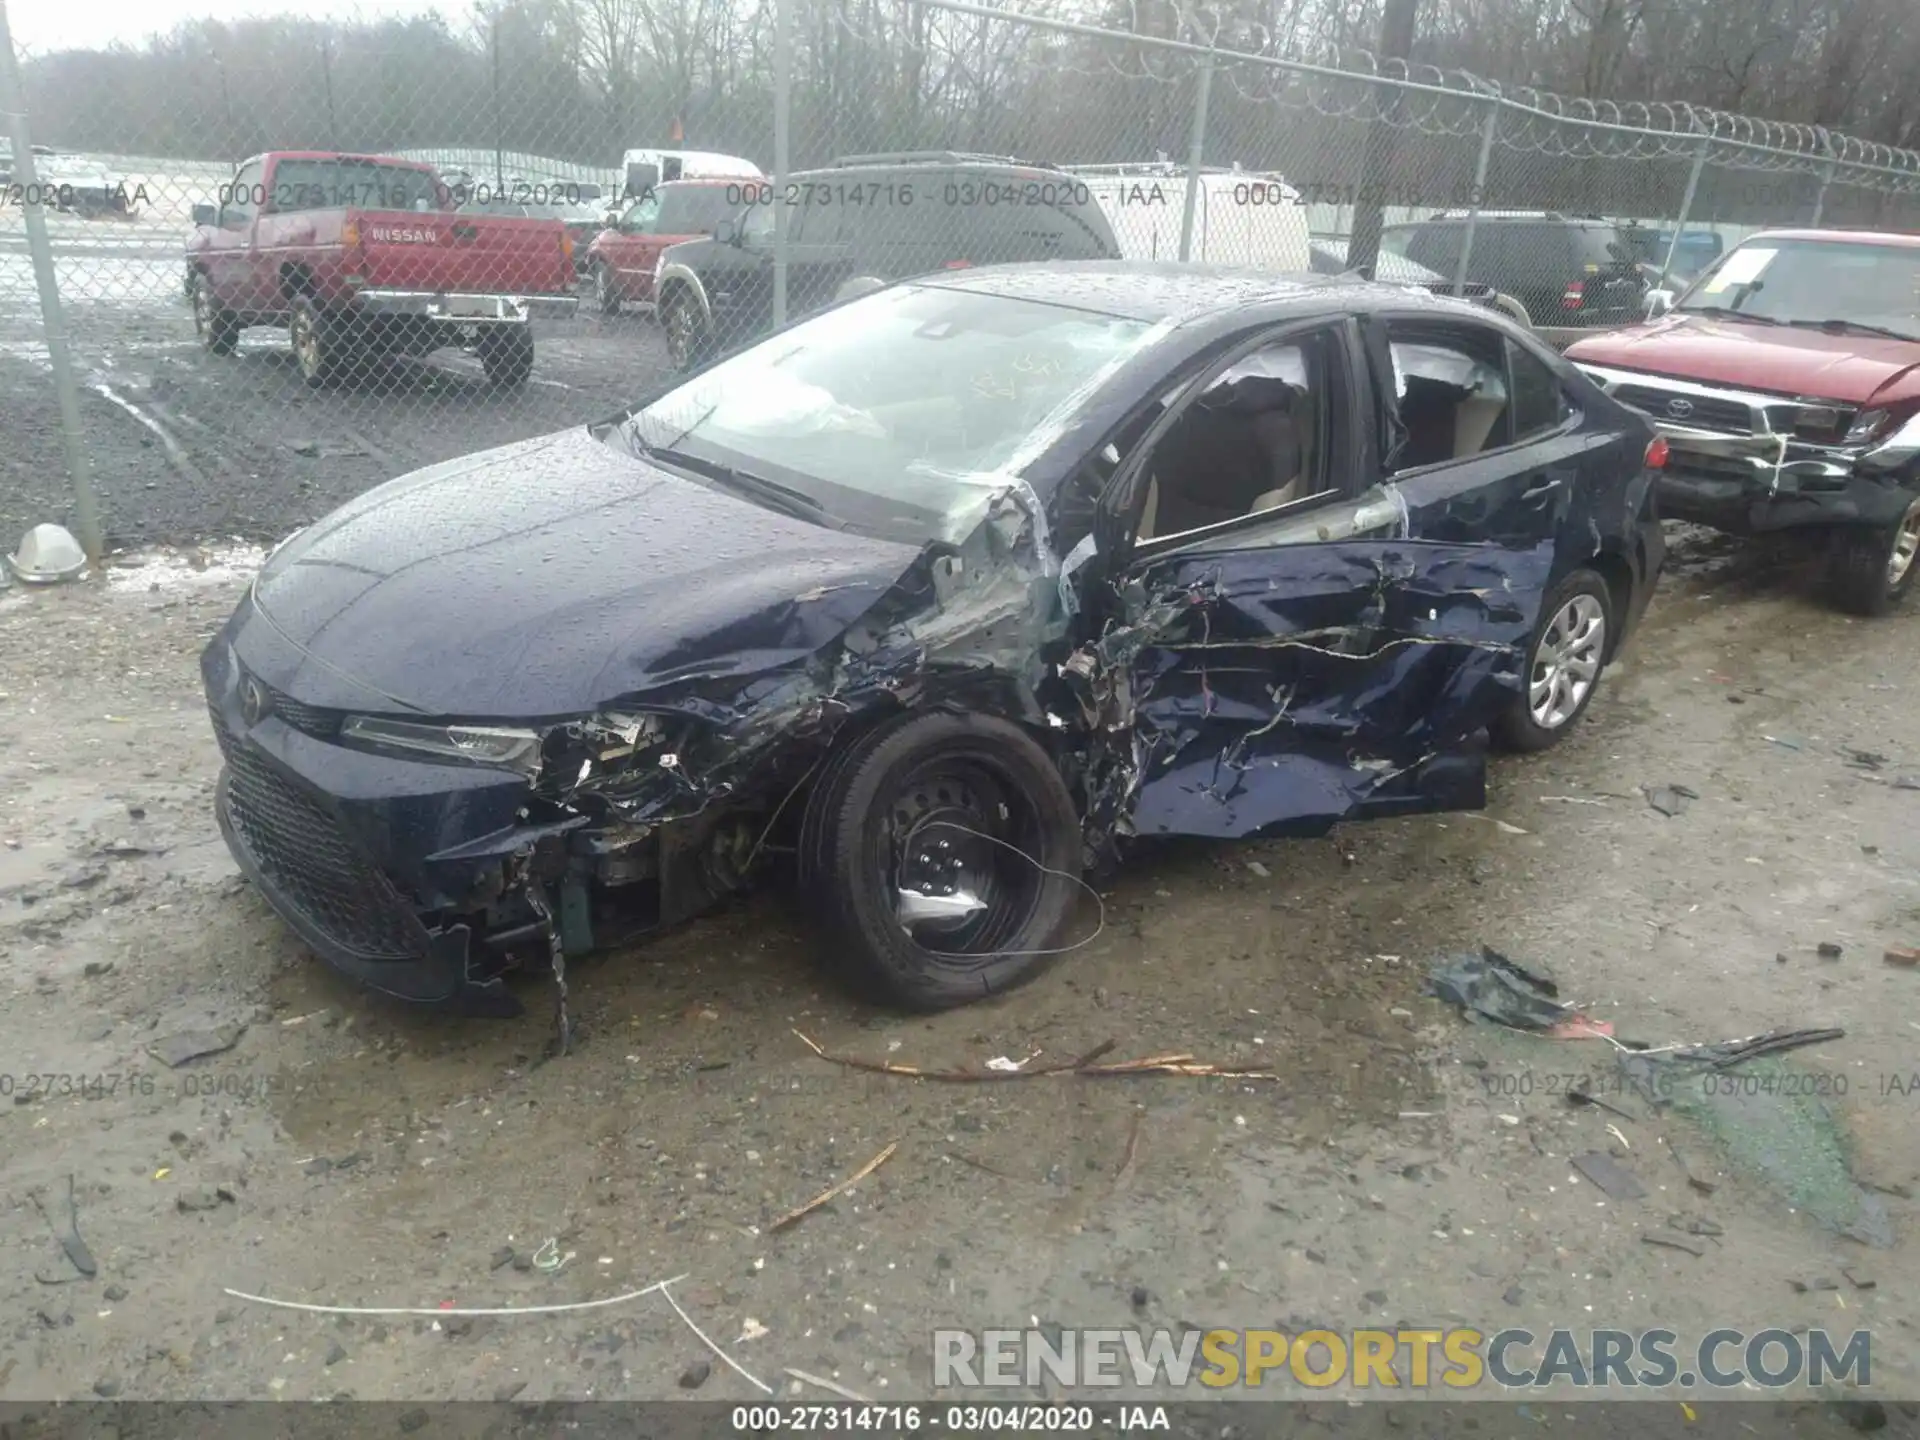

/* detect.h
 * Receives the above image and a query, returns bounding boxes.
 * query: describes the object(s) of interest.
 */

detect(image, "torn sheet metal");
[1095,540,1550,840]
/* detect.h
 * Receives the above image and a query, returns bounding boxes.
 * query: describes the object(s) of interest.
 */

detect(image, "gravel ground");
[2,531,1918,1417]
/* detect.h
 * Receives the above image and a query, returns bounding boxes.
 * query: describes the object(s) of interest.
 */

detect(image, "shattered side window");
[1385,324,1511,470]
[1133,331,1338,544]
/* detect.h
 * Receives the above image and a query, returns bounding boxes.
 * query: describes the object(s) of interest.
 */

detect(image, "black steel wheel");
[798,711,1085,1010]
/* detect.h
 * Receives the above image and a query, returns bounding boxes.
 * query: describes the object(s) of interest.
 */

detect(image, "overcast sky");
[9,0,446,54]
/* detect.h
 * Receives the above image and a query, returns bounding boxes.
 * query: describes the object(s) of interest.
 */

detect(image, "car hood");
[241,427,920,718]
[1567,312,1920,405]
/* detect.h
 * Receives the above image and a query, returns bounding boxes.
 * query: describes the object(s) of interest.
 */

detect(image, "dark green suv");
[653,151,1122,369]
[1380,211,1648,329]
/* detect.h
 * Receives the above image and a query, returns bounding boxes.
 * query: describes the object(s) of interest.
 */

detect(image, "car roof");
[1736,228,1920,248]
[914,260,1481,324]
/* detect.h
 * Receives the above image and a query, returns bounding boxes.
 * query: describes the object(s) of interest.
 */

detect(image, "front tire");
[661,290,708,371]
[1828,497,1920,617]
[190,271,239,356]
[593,261,621,316]
[798,711,1086,1011]
[1492,567,1613,753]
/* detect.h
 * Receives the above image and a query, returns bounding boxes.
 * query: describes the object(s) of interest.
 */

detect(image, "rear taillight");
[341,217,359,247]
[1562,279,1585,310]
[1644,435,1669,469]
[562,231,575,264]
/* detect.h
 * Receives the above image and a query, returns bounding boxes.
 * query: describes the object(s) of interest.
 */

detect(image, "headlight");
[340,716,542,777]
[1844,408,1891,445]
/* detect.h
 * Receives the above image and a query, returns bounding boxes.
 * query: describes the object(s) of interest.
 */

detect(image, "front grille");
[1612,383,1755,434]
[270,691,341,740]
[211,706,423,962]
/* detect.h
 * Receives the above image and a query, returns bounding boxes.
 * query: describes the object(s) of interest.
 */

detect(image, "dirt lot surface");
[2,523,1918,1419]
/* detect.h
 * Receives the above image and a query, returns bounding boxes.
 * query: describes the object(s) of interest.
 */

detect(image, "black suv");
[653,151,1122,369]
[1380,212,1647,329]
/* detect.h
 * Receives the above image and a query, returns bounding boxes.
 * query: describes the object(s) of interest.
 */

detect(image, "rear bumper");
[352,289,579,322]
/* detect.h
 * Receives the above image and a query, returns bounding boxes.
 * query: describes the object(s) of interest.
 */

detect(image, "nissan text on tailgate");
[1567,230,1920,614]
[185,151,579,388]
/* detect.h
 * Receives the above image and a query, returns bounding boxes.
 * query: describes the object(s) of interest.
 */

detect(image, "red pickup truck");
[185,151,578,387]
[1567,229,1920,615]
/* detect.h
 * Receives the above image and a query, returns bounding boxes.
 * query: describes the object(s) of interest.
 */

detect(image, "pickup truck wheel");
[797,711,1085,1011]
[288,295,343,387]
[1829,496,1920,616]
[478,327,535,387]
[662,292,708,371]
[593,261,621,316]
[1492,568,1613,753]
[190,273,239,356]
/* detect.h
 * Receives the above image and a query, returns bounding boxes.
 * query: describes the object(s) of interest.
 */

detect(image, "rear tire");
[1492,567,1613,753]
[288,294,343,386]
[478,327,535,387]
[1828,497,1920,616]
[797,711,1085,1011]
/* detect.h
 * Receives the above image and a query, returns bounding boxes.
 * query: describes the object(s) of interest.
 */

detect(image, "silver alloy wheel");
[664,297,695,364]
[1528,592,1606,730]
[191,278,211,336]
[291,305,321,380]
[596,263,615,309]
[1889,497,1920,589]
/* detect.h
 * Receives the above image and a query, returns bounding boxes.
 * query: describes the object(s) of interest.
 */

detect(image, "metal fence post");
[1658,131,1710,290]
[1452,94,1499,296]
[0,0,105,569]
[771,0,792,327]
[1177,50,1214,262]
[1808,130,1837,228]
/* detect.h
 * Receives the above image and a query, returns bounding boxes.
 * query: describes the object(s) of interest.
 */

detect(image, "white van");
[1069,164,1313,271]
[622,148,762,200]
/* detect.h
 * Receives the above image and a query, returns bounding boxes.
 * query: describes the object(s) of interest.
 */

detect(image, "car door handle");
[1521,479,1561,501]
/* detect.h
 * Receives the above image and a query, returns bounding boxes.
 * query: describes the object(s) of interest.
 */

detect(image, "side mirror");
[1645,288,1675,319]
[714,217,739,246]
[191,202,217,227]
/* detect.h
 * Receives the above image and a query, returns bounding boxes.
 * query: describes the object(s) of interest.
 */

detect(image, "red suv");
[1568,230,1920,614]
[586,178,746,314]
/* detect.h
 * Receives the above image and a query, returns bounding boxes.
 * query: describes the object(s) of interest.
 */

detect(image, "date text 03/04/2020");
[731,1406,1168,1431]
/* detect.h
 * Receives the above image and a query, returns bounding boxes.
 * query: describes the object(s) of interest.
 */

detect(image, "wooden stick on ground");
[768,1140,899,1234]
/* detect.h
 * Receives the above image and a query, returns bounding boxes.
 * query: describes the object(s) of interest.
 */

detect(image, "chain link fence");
[5,0,1920,559]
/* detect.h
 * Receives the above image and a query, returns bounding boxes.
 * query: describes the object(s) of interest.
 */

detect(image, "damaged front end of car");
[204,478,1076,1020]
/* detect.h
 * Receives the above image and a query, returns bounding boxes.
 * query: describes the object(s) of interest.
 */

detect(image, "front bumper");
[1577,363,1918,535]
[353,289,579,323]
[202,633,551,1014]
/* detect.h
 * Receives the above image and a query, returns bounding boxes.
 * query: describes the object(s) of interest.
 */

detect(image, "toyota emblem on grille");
[1666,398,1695,419]
[240,677,270,727]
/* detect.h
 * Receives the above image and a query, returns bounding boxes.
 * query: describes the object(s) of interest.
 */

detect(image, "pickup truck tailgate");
[350,209,573,295]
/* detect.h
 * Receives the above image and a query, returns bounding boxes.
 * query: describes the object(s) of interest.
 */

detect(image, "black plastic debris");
[32,1176,96,1283]
[1845,750,1888,771]
[1644,784,1699,817]
[1673,1028,1844,1070]
[1641,1233,1703,1257]
[1572,1151,1648,1200]
[1424,948,1577,1031]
